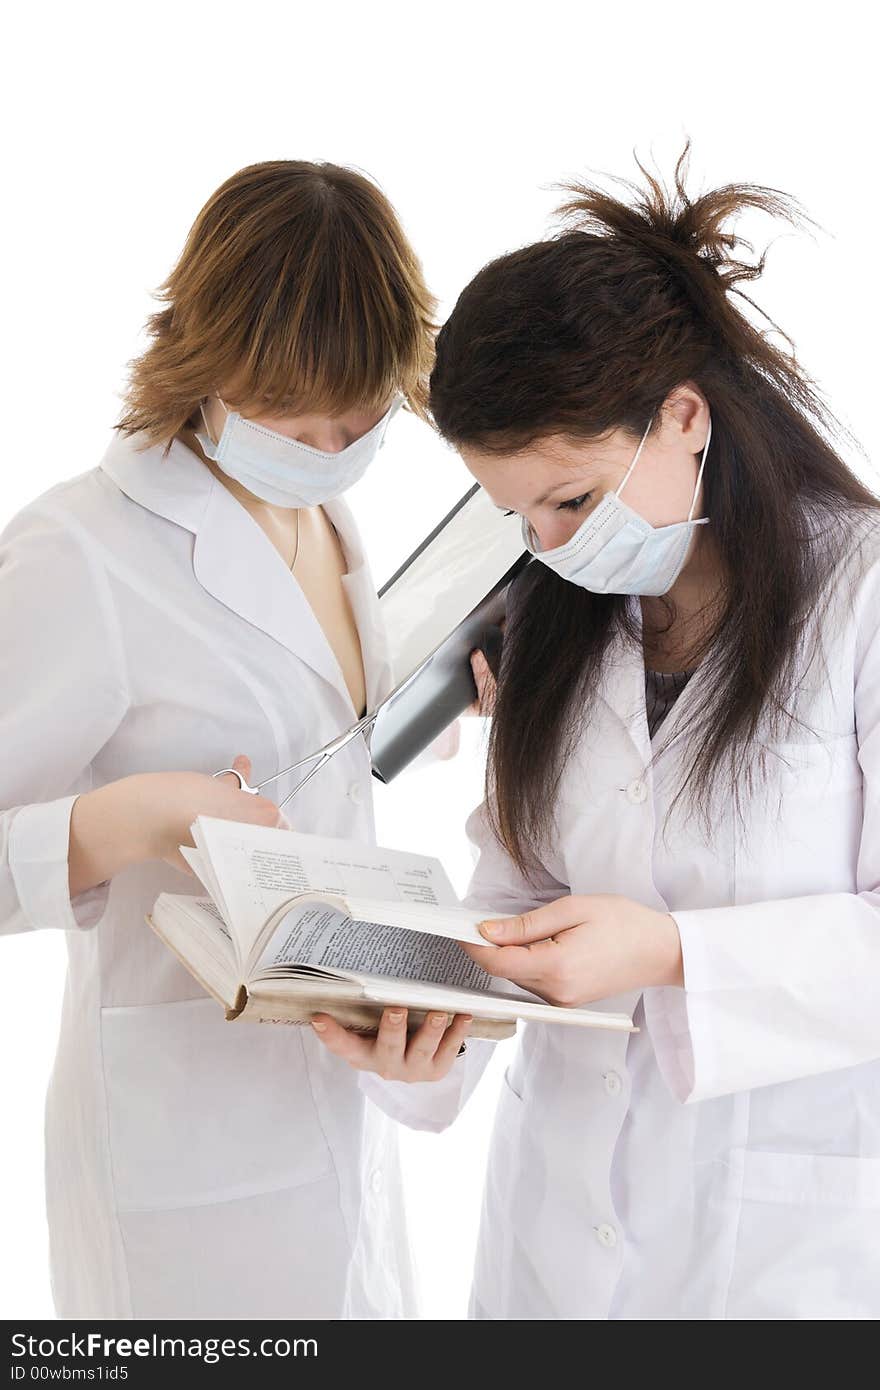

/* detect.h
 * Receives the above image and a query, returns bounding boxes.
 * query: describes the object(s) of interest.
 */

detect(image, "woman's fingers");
[215,753,253,790]
[430,1012,473,1069]
[372,1007,411,1076]
[310,1014,376,1066]
[405,1011,473,1069]
[214,754,285,828]
[405,1010,451,1066]
[468,649,498,716]
[221,753,289,827]
[478,909,553,944]
[311,1008,473,1079]
[478,896,585,944]
[461,938,555,985]
[311,1008,412,1076]
[461,939,511,973]
[462,929,568,1001]
[242,793,283,827]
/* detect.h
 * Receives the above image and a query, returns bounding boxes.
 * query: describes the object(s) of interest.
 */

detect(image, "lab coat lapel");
[324,496,394,710]
[593,595,708,778]
[593,597,653,768]
[99,432,359,707]
[192,483,351,702]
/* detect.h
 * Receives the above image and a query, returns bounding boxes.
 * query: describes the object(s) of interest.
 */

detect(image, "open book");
[147,817,636,1041]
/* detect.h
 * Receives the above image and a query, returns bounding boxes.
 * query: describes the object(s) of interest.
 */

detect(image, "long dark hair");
[429,146,877,876]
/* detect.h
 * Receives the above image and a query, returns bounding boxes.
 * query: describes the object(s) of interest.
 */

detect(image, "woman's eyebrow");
[488,462,601,514]
[533,474,597,506]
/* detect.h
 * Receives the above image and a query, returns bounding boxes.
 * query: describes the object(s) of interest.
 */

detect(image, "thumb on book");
[479,901,572,944]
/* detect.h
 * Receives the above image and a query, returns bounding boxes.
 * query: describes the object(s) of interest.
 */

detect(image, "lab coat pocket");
[772,731,862,795]
[754,733,863,894]
[100,997,334,1212]
[495,1065,527,1138]
[723,1148,880,1320]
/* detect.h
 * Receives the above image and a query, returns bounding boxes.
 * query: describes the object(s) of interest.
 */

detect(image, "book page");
[322,895,496,946]
[149,894,239,998]
[254,900,491,992]
[179,846,235,936]
[191,818,461,966]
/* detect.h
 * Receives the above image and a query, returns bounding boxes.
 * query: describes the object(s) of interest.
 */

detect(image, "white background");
[2,1,877,1320]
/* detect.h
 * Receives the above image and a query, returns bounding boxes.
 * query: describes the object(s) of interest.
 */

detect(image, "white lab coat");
[362,513,880,1320]
[0,430,417,1320]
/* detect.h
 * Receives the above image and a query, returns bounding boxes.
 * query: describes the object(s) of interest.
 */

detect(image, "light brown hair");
[118,160,437,445]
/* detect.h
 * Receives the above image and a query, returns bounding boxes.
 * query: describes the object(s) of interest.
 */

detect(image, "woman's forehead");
[461,433,619,479]
[459,436,619,512]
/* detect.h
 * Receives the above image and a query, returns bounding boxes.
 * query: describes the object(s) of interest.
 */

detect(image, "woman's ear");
[664,382,710,451]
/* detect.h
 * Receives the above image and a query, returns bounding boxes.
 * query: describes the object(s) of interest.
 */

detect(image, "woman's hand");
[464,895,683,1006]
[310,1007,472,1080]
[427,638,502,758]
[467,648,497,715]
[465,619,504,717]
[134,754,287,871]
[413,639,503,763]
[69,754,284,894]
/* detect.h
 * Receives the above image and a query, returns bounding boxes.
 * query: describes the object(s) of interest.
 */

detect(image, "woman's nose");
[296,426,349,452]
[527,514,583,552]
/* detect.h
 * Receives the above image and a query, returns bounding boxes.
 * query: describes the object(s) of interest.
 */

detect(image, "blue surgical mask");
[522,413,712,596]
[196,395,403,507]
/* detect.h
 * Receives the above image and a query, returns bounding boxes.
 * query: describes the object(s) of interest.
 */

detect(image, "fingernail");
[387,1010,405,1022]
[481,921,503,937]
[430,1013,448,1028]
[311,1020,327,1032]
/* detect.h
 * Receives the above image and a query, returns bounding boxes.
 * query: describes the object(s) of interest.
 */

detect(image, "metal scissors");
[212,656,429,808]
[213,707,379,811]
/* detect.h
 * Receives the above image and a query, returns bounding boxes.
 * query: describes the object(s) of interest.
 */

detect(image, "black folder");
[370,485,530,783]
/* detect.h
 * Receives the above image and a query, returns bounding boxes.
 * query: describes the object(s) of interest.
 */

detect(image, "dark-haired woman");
[0,161,440,1319]
[315,154,880,1320]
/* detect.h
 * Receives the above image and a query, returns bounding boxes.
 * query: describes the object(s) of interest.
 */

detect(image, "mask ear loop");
[200,396,232,449]
[686,412,712,522]
[615,415,655,499]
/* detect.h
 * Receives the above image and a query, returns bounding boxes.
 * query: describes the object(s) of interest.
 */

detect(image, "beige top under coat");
[187,428,368,720]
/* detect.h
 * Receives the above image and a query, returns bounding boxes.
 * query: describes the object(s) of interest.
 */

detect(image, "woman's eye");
[557,493,592,512]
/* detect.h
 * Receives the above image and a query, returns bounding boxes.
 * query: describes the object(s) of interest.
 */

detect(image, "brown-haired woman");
[0,160,436,1319]
[315,150,880,1319]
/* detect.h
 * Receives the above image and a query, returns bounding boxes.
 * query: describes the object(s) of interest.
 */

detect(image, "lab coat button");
[370,1168,384,1195]
[626,778,648,804]
[595,1223,618,1249]
[348,781,363,804]
[603,1070,622,1096]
